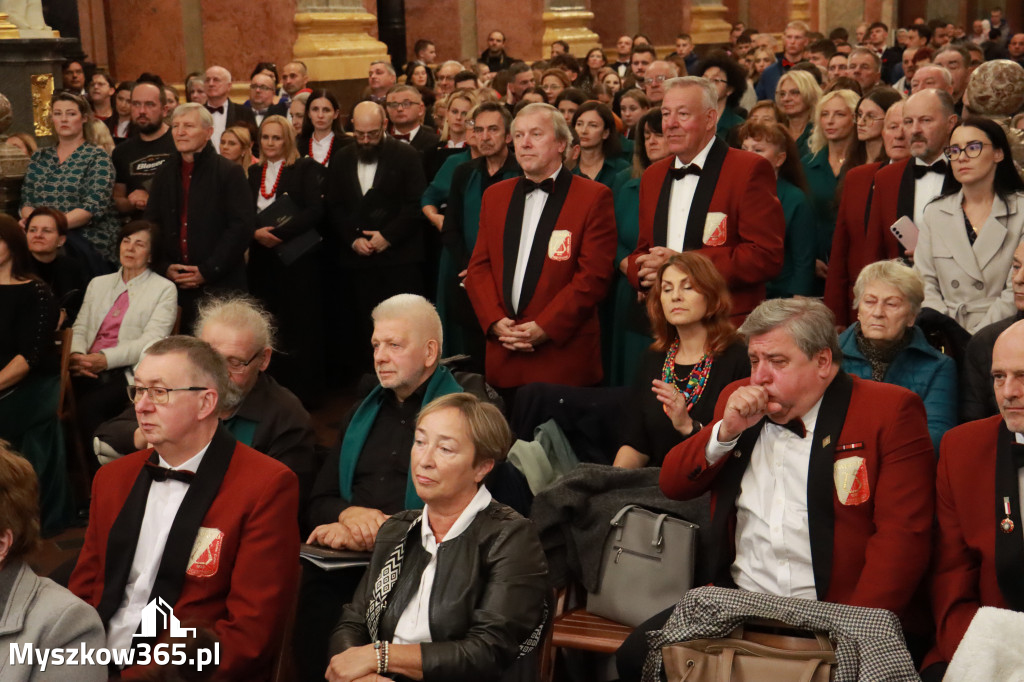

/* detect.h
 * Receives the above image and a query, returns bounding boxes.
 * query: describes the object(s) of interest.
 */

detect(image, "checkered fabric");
[641,586,920,682]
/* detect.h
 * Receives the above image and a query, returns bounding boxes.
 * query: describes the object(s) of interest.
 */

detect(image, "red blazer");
[660,372,935,618]
[70,435,300,680]
[626,139,785,320]
[823,161,884,327]
[465,170,616,388]
[927,416,1024,667]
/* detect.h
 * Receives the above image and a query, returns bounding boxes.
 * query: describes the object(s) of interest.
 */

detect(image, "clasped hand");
[491,317,549,352]
[352,230,390,256]
[637,246,679,288]
[718,385,783,442]
[306,506,388,552]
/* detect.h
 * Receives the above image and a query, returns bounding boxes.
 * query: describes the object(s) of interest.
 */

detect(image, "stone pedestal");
[690,1,732,44]
[542,2,600,56]
[293,0,389,83]
[789,0,811,24]
[0,38,73,143]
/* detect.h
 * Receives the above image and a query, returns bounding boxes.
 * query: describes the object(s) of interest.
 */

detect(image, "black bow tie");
[523,178,554,194]
[1012,443,1024,469]
[144,460,195,484]
[205,104,225,115]
[669,164,702,180]
[767,418,806,439]
[913,161,947,178]
[391,132,410,142]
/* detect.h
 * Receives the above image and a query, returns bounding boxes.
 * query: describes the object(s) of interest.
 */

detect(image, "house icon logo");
[133,597,197,639]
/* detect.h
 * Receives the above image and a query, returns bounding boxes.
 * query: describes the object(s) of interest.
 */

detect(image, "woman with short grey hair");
[838,260,956,450]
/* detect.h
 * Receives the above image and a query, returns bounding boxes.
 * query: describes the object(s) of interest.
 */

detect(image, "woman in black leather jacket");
[326,393,548,682]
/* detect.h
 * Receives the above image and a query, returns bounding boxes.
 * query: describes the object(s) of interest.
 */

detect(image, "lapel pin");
[1002,496,1015,534]
[822,435,831,448]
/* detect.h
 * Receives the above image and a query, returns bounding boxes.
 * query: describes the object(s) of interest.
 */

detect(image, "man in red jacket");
[70,336,299,680]
[626,76,784,322]
[465,102,616,390]
[925,321,1024,680]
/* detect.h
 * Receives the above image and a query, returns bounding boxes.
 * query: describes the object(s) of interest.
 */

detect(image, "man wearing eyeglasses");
[642,61,678,105]
[93,295,317,512]
[246,72,288,158]
[326,101,427,370]
[202,65,254,150]
[70,335,299,680]
[384,84,439,154]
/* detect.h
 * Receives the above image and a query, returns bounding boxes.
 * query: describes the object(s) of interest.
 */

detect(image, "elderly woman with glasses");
[913,116,1024,337]
[838,260,956,451]
[325,393,547,682]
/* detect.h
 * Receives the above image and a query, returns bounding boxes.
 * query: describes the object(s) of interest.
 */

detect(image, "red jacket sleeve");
[465,185,508,335]
[660,382,740,500]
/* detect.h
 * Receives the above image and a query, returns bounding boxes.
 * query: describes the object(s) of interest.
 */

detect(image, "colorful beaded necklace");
[661,337,713,411]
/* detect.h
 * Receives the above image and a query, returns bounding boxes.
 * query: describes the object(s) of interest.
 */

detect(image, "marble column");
[542,0,601,56]
[292,0,389,82]
[690,0,733,44]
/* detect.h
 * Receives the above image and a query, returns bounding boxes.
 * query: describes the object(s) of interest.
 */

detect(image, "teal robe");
[766,177,818,298]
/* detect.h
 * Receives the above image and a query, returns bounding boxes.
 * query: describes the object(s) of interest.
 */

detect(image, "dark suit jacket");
[144,143,254,290]
[407,125,440,154]
[660,373,935,619]
[325,137,427,268]
[626,138,785,320]
[69,427,300,680]
[248,157,325,243]
[823,161,884,327]
[296,132,354,169]
[465,170,617,388]
[927,417,1024,667]
[224,100,256,129]
[248,101,289,156]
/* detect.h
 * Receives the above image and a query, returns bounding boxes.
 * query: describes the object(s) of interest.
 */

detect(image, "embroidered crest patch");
[186,527,224,578]
[548,230,572,261]
[703,212,727,246]
[833,456,870,505]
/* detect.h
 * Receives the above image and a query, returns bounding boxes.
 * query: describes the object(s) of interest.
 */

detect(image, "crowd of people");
[3,10,1024,680]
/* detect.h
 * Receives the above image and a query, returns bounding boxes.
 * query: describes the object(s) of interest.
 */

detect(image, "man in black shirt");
[480,30,516,73]
[112,78,177,218]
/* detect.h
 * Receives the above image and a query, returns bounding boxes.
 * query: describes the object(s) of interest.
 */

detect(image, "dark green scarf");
[338,366,463,510]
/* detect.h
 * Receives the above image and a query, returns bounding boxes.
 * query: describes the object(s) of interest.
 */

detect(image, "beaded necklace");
[661,337,714,411]
[260,162,282,200]
[309,133,334,166]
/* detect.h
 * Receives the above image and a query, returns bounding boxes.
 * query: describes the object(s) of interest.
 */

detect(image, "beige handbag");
[662,619,836,682]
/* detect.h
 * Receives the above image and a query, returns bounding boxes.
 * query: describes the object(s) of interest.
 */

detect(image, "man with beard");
[112,75,178,218]
[326,101,427,369]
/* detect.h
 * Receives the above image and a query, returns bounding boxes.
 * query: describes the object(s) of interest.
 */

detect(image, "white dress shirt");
[1017,432,1024,537]
[310,132,334,164]
[705,398,824,599]
[106,444,211,652]
[357,158,378,196]
[209,104,228,151]
[912,157,948,229]
[511,167,561,312]
[256,160,283,211]
[392,485,493,645]
[667,137,716,252]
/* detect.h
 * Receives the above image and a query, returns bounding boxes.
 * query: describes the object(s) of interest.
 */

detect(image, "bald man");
[324,101,428,369]
[203,65,254,150]
[925,321,1024,679]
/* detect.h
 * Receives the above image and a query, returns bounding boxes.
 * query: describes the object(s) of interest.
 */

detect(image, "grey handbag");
[586,504,699,627]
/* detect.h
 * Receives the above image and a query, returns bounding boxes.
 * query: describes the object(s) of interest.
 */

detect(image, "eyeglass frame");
[226,349,263,374]
[385,100,420,110]
[127,385,209,404]
[250,83,275,92]
[855,112,884,123]
[943,140,990,160]
[643,75,672,85]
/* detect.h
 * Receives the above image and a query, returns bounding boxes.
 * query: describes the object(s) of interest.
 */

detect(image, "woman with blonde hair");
[219,125,254,173]
[774,69,822,157]
[426,90,478,182]
[802,88,859,291]
[246,114,326,402]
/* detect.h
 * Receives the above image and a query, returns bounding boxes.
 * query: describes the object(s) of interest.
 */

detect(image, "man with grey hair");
[504,61,536,108]
[366,60,397,104]
[642,60,678,104]
[865,88,957,263]
[627,76,784,322]
[615,298,935,678]
[465,102,616,391]
[434,59,463,97]
[145,103,254,332]
[70,335,300,680]
[847,46,882,91]
[911,64,953,95]
[202,65,254,149]
[932,45,969,108]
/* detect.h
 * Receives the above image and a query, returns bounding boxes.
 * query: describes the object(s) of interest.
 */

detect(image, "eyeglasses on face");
[944,140,989,160]
[856,112,884,123]
[250,83,274,92]
[226,350,262,374]
[127,385,208,404]
[385,100,418,110]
